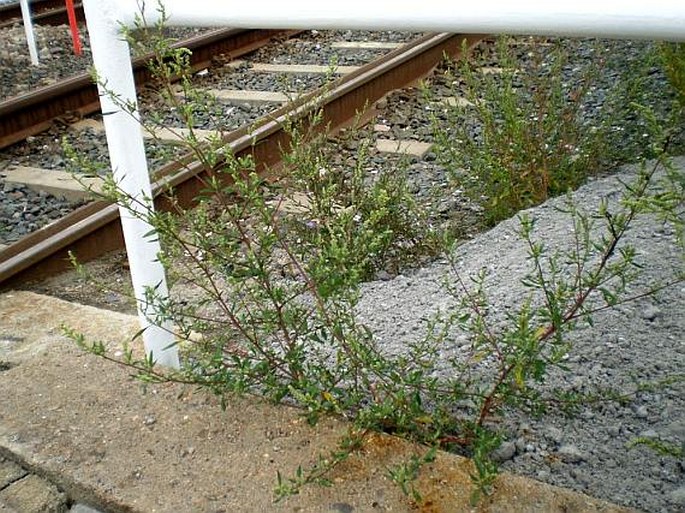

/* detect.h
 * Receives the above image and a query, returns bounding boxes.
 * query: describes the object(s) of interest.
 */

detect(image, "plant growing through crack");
[66,9,685,507]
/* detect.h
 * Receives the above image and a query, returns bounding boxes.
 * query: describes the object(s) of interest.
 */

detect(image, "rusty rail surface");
[0,0,84,27]
[0,32,483,287]
[0,28,296,149]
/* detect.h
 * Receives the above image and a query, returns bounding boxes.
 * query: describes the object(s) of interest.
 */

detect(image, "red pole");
[65,0,82,56]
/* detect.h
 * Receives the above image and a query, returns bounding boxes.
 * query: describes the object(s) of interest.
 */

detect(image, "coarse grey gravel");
[205,68,330,94]
[249,30,409,67]
[0,180,81,244]
[139,92,276,131]
[0,124,187,245]
[383,38,677,153]
[0,125,186,174]
[354,157,684,513]
[0,23,211,100]
[0,23,92,100]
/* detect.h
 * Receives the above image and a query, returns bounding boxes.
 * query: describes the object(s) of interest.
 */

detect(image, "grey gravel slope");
[356,158,685,513]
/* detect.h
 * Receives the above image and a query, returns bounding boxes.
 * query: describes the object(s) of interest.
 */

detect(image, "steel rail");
[0,28,296,149]
[0,32,483,287]
[0,0,83,27]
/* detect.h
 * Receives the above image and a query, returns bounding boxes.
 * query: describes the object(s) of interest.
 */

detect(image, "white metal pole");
[19,0,39,65]
[117,0,685,42]
[81,0,179,368]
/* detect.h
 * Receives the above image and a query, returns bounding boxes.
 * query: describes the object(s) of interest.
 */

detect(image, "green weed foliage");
[69,15,684,506]
[427,37,683,226]
[426,38,607,225]
[660,43,685,107]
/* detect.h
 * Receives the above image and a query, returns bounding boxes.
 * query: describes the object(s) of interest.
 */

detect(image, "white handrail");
[118,0,685,42]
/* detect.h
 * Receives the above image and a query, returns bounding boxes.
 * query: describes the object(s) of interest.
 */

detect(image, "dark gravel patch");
[0,180,81,245]
[321,29,421,43]
[0,23,92,100]
[324,128,486,249]
[204,68,330,94]
[1,124,186,175]
[381,38,676,150]
[139,91,277,131]
[249,34,391,67]
[0,23,212,101]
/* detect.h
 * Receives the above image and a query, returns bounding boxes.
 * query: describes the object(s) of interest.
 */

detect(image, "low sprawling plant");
[68,11,684,507]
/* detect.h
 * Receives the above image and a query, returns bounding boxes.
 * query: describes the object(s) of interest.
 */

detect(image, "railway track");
[0,0,83,28]
[0,28,296,149]
[0,30,482,287]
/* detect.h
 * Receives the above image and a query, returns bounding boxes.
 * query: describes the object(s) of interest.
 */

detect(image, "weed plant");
[660,43,685,107]
[69,12,685,507]
[426,37,680,226]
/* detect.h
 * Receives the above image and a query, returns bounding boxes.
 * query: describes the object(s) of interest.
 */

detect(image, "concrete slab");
[3,167,103,201]
[0,291,635,513]
[0,500,19,513]
[145,127,219,145]
[72,119,218,145]
[224,59,246,69]
[376,139,433,157]
[250,63,359,74]
[441,96,477,108]
[0,474,66,513]
[207,89,289,105]
[70,119,103,132]
[69,504,103,513]
[331,42,401,50]
[0,458,27,488]
[479,66,507,75]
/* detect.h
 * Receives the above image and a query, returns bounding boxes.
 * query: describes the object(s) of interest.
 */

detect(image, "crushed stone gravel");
[0,22,210,100]
[0,181,81,244]
[0,23,92,100]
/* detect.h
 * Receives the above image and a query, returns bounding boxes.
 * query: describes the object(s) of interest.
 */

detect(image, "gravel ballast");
[0,23,92,100]
[0,22,211,100]
[0,181,81,245]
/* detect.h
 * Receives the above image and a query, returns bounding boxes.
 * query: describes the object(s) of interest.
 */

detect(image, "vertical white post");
[19,0,39,66]
[82,0,179,368]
